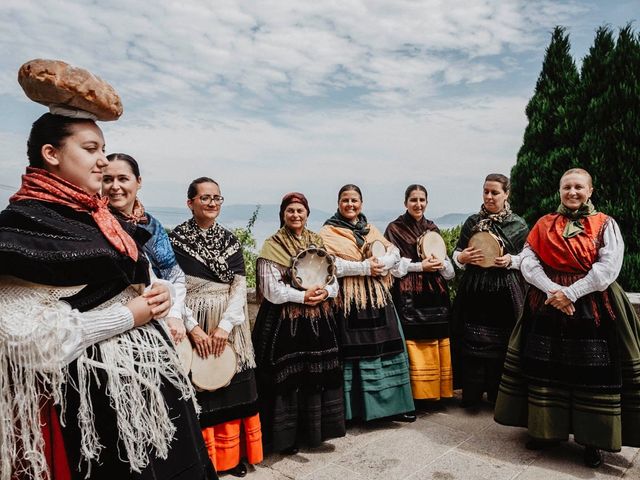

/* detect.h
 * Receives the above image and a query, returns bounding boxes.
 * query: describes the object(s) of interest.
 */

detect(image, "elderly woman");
[253,192,345,454]
[451,173,529,408]
[384,184,455,404]
[169,177,263,477]
[0,113,215,478]
[495,168,640,468]
[320,184,415,422]
[103,153,187,343]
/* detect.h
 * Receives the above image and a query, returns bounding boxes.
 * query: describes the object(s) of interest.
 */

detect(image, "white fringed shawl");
[0,277,197,480]
[184,274,256,372]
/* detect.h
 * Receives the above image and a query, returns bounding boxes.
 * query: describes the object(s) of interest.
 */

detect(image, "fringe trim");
[398,272,446,295]
[0,278,197,480]
[184,276,256,371]
[529,269,616,327]
[341,275,392,315]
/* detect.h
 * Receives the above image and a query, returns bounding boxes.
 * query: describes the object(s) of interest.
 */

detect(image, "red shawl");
[11,167,138,261]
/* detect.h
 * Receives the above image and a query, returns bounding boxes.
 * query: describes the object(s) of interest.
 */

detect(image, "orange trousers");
[201,414,263,471]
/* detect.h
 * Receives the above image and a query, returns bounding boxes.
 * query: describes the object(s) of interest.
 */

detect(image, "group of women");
[2,111,640,480]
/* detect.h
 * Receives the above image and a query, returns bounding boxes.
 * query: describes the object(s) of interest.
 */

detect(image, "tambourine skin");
[468,231,504,268]
[417,231,447,261]
[175,337,193,374]
[290,247,336,290]
[191,344,237,392]
[363,239,386,259]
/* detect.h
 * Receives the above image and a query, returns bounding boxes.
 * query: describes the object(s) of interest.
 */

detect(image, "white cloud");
[0,0,585,110]
[0,0,615,220]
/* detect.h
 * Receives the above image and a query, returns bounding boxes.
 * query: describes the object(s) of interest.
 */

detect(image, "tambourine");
[468,231,505,268]
[417,231,447,261]
[363,239,389,276]
[291,246,335,290]
[363,239,386,260]
[174,337,193,374]
[191,344,237,392]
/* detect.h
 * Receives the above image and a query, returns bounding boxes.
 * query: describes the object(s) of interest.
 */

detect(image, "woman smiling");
[320,184,415,423]
[384,184,455,404]
[451,174,529,408]
[495,168,640,468]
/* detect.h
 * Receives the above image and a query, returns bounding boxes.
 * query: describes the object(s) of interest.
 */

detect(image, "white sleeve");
[183,305,198,333]
[0,297,134,366]
[324,275,339,299]
[144,266,175,319]
[335,257,371,277]
[520,244,563,296]
[440,257,455,281]
[218,275,247,333]
[563,220,624,302]
[260,262,306,305]
[62,303,135,363]
[509,253,522,270]
[381,245,401,271]
[452,249,466,270]
[392,257,414,278]
[165,265,187,319]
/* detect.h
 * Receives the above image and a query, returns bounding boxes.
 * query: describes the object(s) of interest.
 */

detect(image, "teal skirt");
[495,282,640,451]
[343,351,415,421]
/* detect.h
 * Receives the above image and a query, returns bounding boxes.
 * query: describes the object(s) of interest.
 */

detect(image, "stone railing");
[246,288,640,323]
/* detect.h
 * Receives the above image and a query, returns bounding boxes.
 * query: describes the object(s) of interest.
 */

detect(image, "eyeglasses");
[196,194,224,205]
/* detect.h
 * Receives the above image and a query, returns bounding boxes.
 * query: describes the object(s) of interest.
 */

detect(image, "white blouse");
[335,245,402,278]
[183,274,248,333]
[260,262,339,305]
[393,256,455,281]
[452,249,523,271]
[520,219,624,302]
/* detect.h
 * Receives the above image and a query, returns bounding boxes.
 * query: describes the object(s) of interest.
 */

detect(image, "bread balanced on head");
[18,59,123,121]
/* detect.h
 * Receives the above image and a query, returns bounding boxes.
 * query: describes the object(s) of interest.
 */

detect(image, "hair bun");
[18,59,123,121]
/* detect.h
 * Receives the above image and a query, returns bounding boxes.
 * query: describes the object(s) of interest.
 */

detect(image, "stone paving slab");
[244,395,639,480]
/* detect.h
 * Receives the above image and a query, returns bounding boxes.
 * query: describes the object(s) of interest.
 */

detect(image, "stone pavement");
[241,394,639,480]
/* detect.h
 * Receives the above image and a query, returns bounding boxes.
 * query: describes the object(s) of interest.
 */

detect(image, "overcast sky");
[0,0,637,218]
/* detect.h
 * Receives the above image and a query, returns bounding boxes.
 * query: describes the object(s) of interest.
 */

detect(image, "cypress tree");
[510,26,580,225]
[579,25,640,290]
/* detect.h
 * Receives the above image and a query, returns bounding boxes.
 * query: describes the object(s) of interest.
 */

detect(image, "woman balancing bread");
[384,184,455,404]
[253,193,345,453]
[0,59,216,479]
[103,153,188,344]
[320,184,415,422]
[169,177,263,477]
[451,173,528,407]
[495,168,640,468]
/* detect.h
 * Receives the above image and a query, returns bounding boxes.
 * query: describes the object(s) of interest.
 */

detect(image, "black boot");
[584,446,602,468]
[392,411,417,423]
[225,460,248,478]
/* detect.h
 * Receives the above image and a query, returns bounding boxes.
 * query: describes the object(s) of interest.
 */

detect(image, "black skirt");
[61,323,217,480]
[252,300,345,451]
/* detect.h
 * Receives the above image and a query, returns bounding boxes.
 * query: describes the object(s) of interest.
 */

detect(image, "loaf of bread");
[18,59,123,121]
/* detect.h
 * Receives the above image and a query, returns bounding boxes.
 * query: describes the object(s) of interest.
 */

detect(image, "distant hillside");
[433,213,469,227]
[147,204,471,230]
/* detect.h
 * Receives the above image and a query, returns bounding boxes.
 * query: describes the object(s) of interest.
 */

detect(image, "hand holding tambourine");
[303,284,329,306]
[421,256,444,272]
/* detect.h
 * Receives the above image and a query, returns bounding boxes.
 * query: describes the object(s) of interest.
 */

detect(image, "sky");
[0,0,637,220]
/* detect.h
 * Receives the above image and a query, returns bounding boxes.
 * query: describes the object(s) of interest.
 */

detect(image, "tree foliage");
[233,205,261,288]
[510,26,580,223]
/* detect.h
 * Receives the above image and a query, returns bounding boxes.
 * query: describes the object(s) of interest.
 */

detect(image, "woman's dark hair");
[106,153,141,178]
[27,113,95,168]
[484,173,510,193]
[404,184,428,203]
[338,184,363,201]
[187,177,219,199]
